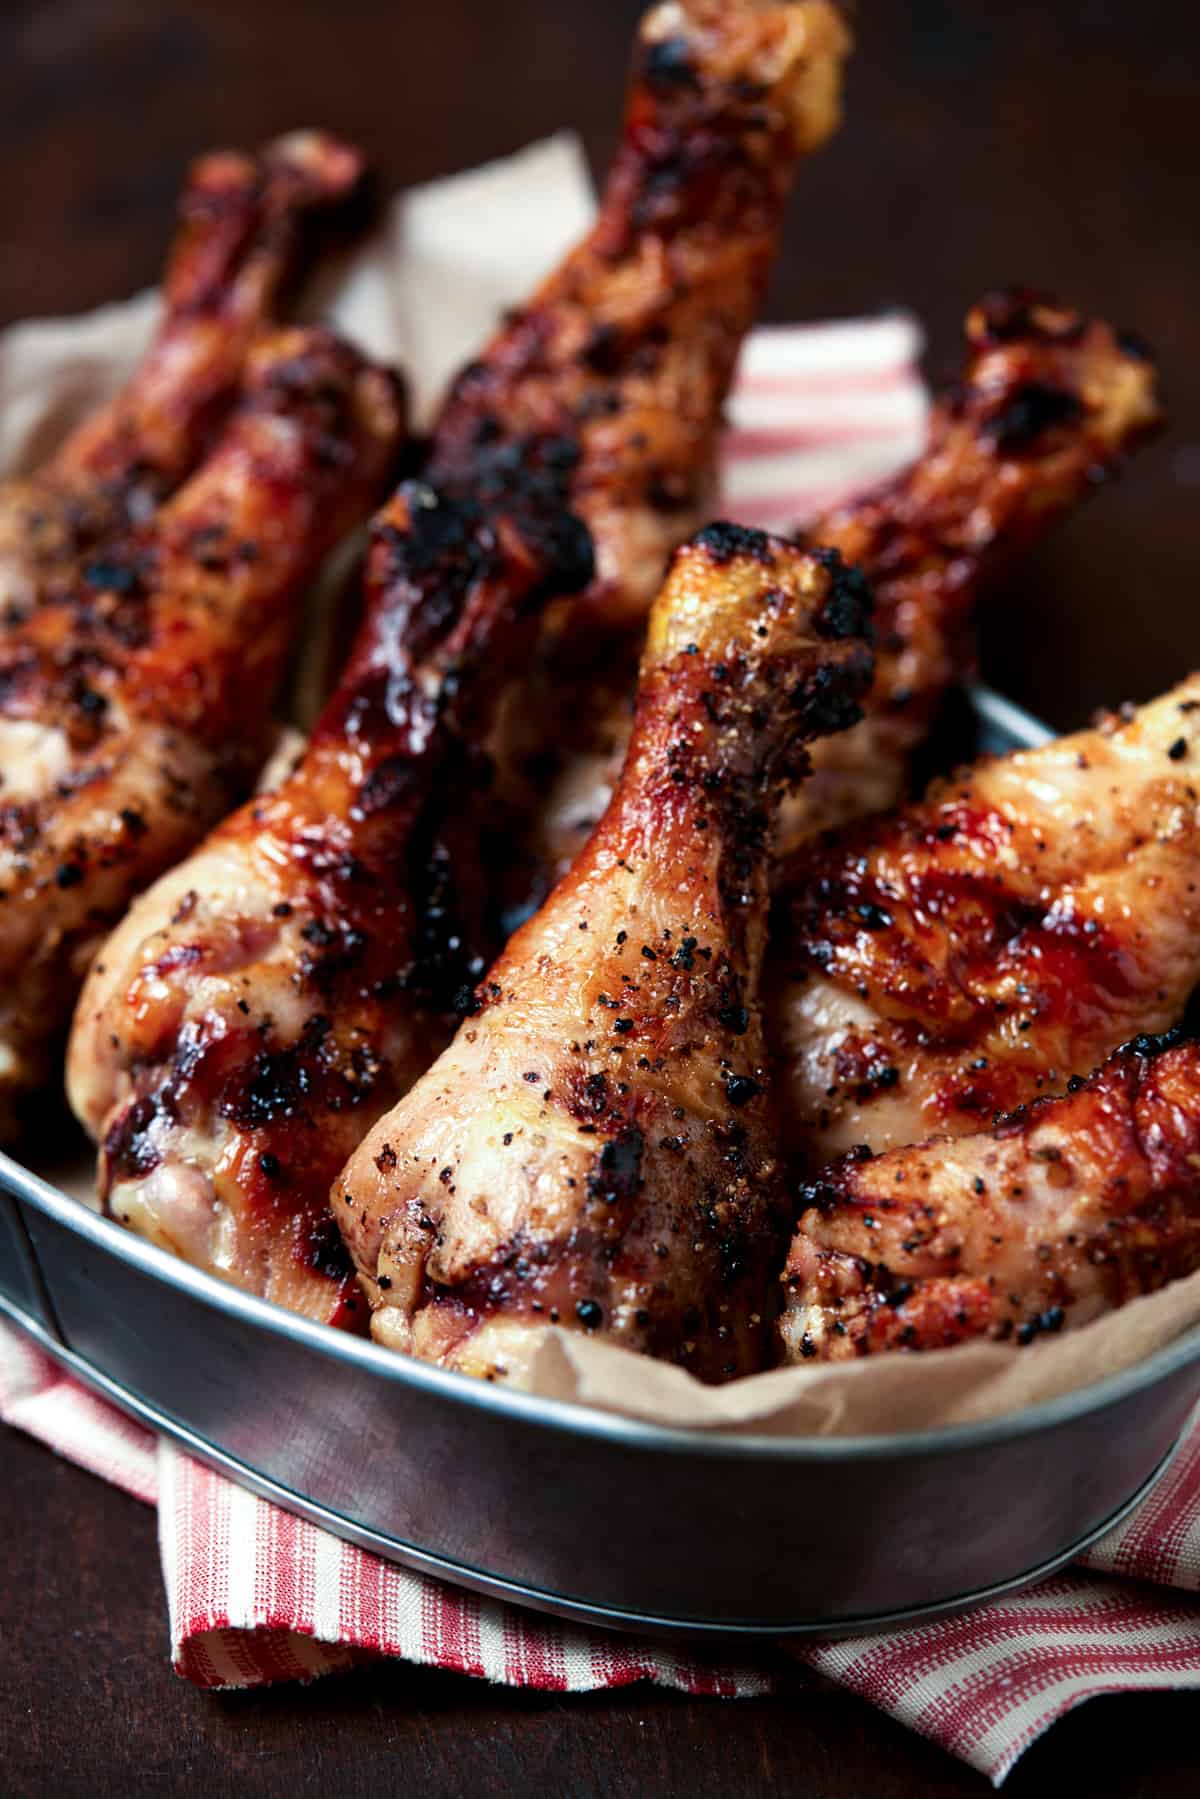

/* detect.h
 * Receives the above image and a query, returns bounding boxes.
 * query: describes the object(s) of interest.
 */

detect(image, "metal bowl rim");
[8,1141,1200,1464]
[11,683,1189,1465]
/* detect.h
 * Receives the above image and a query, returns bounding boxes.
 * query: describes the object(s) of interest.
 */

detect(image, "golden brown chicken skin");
[782,290,1161,849]
[537,291,1161,884]
[0,131,399,1139]
[431,0,849,641]
[779,1030,1200,1362]
[438,0,851,907]
[770,677,1200,1168]
[0,357,402,1139]
[66,0,848,1314]
[335,523,873,1384]
[0,130,375,670]
[68,455,592,1324]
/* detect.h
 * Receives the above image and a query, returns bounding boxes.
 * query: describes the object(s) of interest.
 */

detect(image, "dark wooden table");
[3,2,1199,1791]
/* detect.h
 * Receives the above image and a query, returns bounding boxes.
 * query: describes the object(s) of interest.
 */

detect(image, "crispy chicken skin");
[770,677,1200,1167]
[0,371,402,1141]
[779,1031,1200,1362]
[538,291,1161,884]
[441,0,850,903]
[65,0,847,1316]
[0,132,399,1139]
[431,0,849,641]
[67,458,592,1324]
[45,131,371,515]
[782,291,1161,849]
[335,524,873,1384]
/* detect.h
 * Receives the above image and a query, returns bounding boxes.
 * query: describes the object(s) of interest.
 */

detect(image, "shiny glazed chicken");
[0,134,404,1137]
[335,524,873,1384]
[779,1030,1200,1361]
[539,291,1161,884]
[780,291,1161,850]
[770,676,1200,1168]
[68,458,592,1323]
[431,0,850,641]
[67,0,847,1318]
[447,0,851,897]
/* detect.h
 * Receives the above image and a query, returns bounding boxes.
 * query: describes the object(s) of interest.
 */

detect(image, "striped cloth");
[6,315,1199,1787]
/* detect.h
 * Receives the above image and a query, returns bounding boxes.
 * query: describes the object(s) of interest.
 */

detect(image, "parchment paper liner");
[6,133,1198,1436]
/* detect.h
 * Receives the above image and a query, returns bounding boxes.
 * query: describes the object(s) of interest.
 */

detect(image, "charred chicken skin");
[779,1030,1200,1361]
[770,677,1200,1168]
[440,0,850,895]
[65,0,846,1316]
[780,290,1161,850]
[68,457,592,1324]
[431,0,849,639]
[540,291,1160,885]
[335,524,873,1384]
[0,134,404,1136]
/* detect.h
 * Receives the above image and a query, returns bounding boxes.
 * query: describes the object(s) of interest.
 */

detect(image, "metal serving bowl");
[4,687,1197,1638]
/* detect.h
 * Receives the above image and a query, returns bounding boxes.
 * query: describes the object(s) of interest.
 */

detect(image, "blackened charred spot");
[582,322,624,375]
[798,1177,845,1217]
[356,754,420,815]
[812,548,875,642]
[791,660,869,739]
[81,556,143,597]
[301,1208,356,1280]
[103,1092,165,1186]
[855,902,893,931]
[691,521,772,565]
[724,1073,761,1108]
[575,1298,604,1330]
[984,383,1083,455]
[1123,1027,1186,1062]
[222,1047,313,1126]
[1016,1304,1065,1345]
[586,1126,645,1208]
[219,1014,334,1127]
[643,34,700,92]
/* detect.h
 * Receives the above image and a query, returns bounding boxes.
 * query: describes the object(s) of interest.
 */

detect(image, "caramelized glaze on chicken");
[445,0,851,905]
[538,291,1160,885]
[779,1030,1200,1361]
[66,0,847,1314]
[432,0,849,641]
[0,135,403,1136]
[67,456,592,1323]
[782,291,1161,849]
[770,677,1200,1168]
[335,524,873,1383]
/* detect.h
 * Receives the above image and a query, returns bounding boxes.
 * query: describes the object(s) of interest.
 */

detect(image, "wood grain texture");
[2,1,1200,1790]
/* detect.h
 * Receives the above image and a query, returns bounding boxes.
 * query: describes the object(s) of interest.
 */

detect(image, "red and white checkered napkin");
[11,316,1200,1784]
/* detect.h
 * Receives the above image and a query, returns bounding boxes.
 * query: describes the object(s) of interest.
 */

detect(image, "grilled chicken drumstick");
[770,676,1200,1167]
[432,0,849,640]
[45,131,371,517]
[440,0,850,899]
[68,459,592,1323]
[67,0,847,1312]
[0,140,402,1138]
[335,524,873,1383]
[779,1030,1200,1361]
[779,290,1161,850]
[540,292,1160,883]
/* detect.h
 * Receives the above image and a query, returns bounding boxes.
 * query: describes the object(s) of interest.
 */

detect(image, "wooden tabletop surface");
[3,1,1200,1791]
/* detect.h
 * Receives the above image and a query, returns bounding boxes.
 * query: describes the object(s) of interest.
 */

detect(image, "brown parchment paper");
[6,135,1200,1437]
